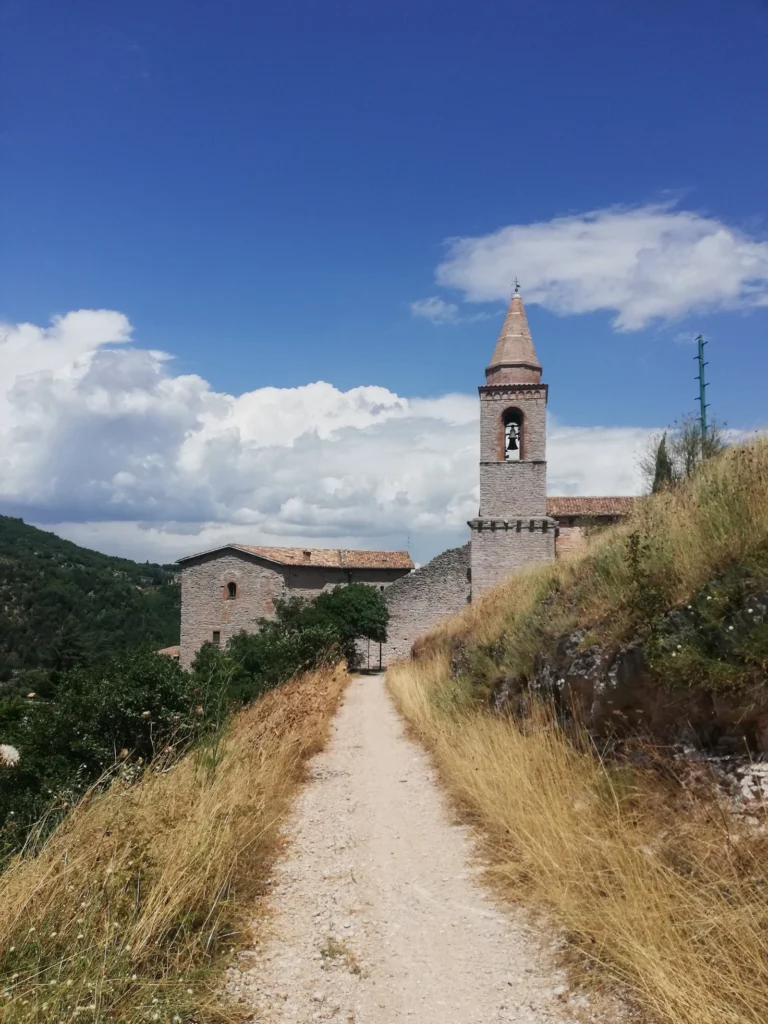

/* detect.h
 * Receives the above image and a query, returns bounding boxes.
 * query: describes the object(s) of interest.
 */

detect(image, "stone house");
[177,545,412,668]
[178,286,635,670]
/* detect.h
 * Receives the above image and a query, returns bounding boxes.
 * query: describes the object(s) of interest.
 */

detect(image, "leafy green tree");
[311,583,389,645]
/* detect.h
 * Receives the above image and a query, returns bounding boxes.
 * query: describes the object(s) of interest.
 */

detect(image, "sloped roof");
[178,544,414,570]
[486,292,542,383]
[156,645,180,658]
[547,496,637,517]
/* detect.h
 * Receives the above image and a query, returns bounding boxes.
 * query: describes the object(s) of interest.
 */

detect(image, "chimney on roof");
[485,283,542,385]
[303,549,311,562]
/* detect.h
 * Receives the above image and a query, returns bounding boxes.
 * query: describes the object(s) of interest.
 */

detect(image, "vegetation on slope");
[0,649,200,849]
[424,439,768,712]
[0,578,386,853]
[0,662,347,1024]
[0,517,180,688]
[389,439,768,1024]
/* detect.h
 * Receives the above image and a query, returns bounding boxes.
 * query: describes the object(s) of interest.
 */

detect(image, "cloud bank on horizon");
[414,203,768,329]
[0,308,651,563]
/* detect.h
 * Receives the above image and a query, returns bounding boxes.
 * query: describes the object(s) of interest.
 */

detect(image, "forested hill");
[0,516,180,685]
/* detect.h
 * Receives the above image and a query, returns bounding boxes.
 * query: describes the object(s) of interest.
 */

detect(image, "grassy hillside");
[417,438,768,748]
[389,439,768,1024]
[0,663,347,1024]
[0,517,180,684]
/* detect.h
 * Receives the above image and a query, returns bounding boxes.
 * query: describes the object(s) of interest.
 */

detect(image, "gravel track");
[226,672,613,1024]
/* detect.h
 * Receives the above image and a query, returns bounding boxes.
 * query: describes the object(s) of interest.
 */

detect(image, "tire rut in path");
[226,672,606,1024]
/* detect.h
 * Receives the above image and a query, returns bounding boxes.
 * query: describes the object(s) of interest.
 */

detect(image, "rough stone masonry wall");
[379,544,471,665]
[470,525,555,598]
[479,461,548,517]
[179,552,286,668]
[554,522,587,558]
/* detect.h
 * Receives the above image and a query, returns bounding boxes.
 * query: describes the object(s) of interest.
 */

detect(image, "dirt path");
[226,673,603,1024]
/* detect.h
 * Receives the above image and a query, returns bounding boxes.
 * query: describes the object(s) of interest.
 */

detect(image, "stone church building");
[177,288,634,669]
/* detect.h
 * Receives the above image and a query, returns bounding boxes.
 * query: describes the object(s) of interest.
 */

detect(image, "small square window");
[212,630,221,645]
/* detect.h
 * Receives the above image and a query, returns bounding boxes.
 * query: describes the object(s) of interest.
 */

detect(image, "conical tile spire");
[485,285,542,385]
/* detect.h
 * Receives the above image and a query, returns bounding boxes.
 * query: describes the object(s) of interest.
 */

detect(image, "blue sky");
[1,0,767,561]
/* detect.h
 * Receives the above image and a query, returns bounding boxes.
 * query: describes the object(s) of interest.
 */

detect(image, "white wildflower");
[0,745,20,768]
[66,979,73,987]
[671,652,677,658]
[748,607,754,613]
[131,975,138,982]
[187,988,193,994]
[729,625,734,631]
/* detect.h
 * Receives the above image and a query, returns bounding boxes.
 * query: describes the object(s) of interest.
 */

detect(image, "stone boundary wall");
[376,543,471,667]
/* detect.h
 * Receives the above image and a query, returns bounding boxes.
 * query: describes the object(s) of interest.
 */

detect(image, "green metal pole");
[695,335,709,438]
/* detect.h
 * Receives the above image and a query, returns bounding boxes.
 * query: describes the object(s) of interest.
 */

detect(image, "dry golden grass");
[389,653,768,1024]
[0,663,348,1024]
[394,441,768,1023]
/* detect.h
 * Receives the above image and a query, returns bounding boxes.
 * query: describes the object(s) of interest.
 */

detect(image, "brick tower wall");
[470,523,555,597]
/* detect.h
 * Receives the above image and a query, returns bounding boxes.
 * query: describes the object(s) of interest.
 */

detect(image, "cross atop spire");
[485,287,542,385]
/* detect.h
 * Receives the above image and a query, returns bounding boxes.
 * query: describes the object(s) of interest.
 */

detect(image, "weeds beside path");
[0,663,347,1024]
[387,657,768,1024]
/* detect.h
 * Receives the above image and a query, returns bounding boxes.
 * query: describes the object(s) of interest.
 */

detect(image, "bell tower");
[469,283,556,597]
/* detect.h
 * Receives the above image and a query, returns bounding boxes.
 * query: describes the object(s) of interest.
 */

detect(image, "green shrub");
[0,648,199,850]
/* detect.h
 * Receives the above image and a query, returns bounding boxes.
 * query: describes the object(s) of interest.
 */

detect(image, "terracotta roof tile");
[156,645,180,658]
[547,496,638,517]
[240,546,414,569]
[178,544,414,570]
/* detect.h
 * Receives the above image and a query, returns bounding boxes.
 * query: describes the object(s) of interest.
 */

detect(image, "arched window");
[502,408,523,462]
[226,581,237,599]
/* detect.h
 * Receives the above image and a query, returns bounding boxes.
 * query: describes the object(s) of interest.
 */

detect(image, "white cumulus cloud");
[410,296,460,325]
[433,203,768,330]
[0,310,652,563]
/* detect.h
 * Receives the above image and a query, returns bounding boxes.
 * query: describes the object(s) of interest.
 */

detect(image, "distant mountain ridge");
[0,516,180,682]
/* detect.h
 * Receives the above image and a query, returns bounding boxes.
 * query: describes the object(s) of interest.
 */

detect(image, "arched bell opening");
[502,407,524,462]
